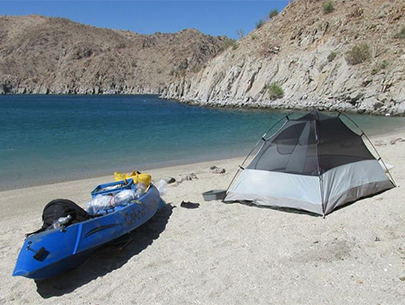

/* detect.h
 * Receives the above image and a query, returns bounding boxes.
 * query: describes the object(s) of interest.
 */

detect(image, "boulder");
[161,176,176,184]
[390,138,404,145]
[211,167,226,174]
[185,173,198,180]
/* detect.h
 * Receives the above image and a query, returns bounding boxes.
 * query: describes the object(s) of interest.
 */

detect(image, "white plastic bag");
[114,189,136,205]
[135,183,147,198]
[155,179,168,196]
[85,195,114,215]
[85,189,137,215]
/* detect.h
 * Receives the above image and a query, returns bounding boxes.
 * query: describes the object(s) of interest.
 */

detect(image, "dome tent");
[224,110,395,216]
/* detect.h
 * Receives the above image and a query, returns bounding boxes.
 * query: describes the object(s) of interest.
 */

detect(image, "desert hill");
[1,1,405,116]
[0,15,231,94]
[162,0,405,115]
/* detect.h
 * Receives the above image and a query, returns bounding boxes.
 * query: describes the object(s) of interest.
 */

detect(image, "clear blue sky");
[1,1,289,39]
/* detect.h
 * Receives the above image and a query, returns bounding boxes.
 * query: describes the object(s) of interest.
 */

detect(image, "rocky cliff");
[0,15,231,94]
[161,0,405,115]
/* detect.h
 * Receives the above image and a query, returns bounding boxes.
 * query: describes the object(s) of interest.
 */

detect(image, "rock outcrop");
[0,15,232,95]
[161,0,405,115]
[2,1,405,116]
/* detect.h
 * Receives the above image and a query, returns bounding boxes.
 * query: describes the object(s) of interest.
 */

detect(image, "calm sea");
[0,95,404,191]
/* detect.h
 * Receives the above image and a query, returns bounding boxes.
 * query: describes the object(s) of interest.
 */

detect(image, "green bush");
[371,67,378,75]
[380,60,389,69]
[327,51,337,62]
[345,43,370,65]
[192,65,203,73]
[371,60,389,75]
[224,39,236,49]
[323,1,335,14]
[232,42,239,50]
[269,9,278,19]
[394,26,405,39]
[268,83,284,99]
[256,19,266,29]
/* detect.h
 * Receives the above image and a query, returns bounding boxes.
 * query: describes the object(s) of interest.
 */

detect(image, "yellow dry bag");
[114,171,139,183]
[137,173,151,186]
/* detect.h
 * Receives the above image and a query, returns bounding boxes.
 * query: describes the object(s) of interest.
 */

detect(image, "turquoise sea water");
[0,95,404,191]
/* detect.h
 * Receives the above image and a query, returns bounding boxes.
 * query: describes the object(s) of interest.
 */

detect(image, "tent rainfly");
[224,110,395,216]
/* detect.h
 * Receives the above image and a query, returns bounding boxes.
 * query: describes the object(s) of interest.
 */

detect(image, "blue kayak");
[13,182,164,280]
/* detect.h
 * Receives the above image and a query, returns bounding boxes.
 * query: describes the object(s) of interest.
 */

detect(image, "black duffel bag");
[27,199,90,236]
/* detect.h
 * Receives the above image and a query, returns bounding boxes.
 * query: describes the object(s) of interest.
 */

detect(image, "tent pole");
[340,113,397,187]
[225,169,241,195]
[312,119,326,216]
[224,136,265,194]
[225,115,290,194]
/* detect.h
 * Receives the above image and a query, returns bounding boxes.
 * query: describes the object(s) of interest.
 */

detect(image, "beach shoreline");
[2,123,405,193]
[1,131,404,304]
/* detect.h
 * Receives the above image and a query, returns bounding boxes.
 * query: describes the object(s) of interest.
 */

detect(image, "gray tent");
[224,110,395,216]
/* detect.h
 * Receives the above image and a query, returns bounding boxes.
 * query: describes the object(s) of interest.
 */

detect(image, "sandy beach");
[1,130,404,304]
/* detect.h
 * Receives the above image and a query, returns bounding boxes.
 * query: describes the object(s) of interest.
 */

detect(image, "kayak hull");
[13,184,163,280]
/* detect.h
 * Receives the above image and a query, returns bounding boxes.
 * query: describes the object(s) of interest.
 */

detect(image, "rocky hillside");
[0,15,231,94]
[162,0,405,115]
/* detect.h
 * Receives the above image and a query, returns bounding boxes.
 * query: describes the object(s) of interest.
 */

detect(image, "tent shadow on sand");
[35,204,174,298]
[233,200,322,217]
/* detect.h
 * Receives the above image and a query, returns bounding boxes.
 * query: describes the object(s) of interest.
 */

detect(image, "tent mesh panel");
[247,111,375,176]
